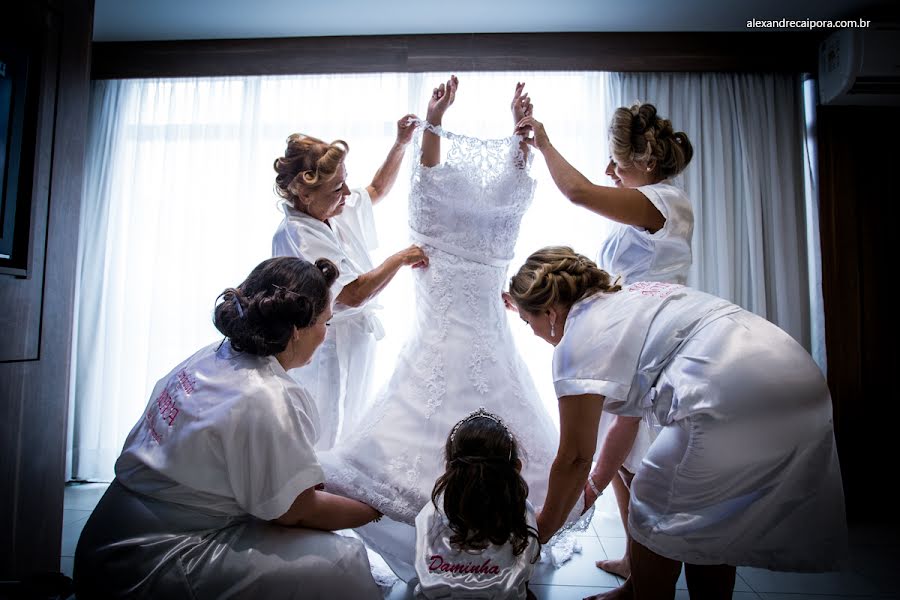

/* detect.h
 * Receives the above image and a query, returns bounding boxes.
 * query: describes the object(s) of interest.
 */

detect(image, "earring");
[550,321,556,337]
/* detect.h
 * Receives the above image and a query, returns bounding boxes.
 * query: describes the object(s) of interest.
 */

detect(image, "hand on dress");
[395,244,429,269]
[511,82,532,129]
[502,291,519,314]
[395,114,419,146]
[515,116,550,150]
[535,510,553,544]
[582,478,601,514]
[426,75,458,126]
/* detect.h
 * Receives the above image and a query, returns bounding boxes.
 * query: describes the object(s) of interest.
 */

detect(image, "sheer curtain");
[606,72,814,349]
[69,71,613,481]
[70,70,821,480]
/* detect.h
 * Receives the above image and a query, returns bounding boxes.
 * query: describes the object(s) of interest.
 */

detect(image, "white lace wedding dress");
[319,126,588,582]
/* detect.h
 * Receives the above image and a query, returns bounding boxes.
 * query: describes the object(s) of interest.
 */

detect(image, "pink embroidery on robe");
[427,555,502,576]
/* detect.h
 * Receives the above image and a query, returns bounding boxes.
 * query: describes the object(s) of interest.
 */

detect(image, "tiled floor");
[62,483,900,599]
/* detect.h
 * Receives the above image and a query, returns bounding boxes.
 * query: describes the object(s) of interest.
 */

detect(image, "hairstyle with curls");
[508,246,622,315]
[214,256,338,356]
[273,134,349,207]
[431,413,540,560]
[608,102,694,180]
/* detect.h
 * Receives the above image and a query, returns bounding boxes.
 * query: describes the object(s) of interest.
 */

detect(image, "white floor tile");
[739,567,881,595]
[675,592,759,600]
[63,483,109,510]
[59,556,74,579]
[846,542,900,594]
[60,514,90,557]
[531,536,620,588]
[530,584,619,600]
[386,581,416,600]
[590,494,626,539]
[758,595,877,600]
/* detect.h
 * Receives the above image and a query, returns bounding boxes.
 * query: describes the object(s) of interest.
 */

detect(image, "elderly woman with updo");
[272,117,429,450]
[74,257,382,599]
[514,103,694,579]
[507,246,846,600]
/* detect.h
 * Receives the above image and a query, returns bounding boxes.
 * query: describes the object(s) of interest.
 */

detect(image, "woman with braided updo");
[75,257,382,599]
[272,123,429,450]
[515,102,693,580]
[507,247,846,600]
[415,408,540,600]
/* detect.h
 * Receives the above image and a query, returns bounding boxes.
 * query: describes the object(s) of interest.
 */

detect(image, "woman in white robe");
[508,247,847,599]
[272,118,428,450]
[515,104,694,579]
[74,257,382,599]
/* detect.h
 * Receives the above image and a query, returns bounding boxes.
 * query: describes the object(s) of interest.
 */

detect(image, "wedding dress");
[319,125,588,582]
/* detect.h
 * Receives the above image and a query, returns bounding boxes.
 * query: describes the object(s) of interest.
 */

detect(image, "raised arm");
[366,114,418,205]
[536,393,605,542]
[275,486,381,530]
[511,82,532,165]
[516,116,664,231]
[421,75,457,168]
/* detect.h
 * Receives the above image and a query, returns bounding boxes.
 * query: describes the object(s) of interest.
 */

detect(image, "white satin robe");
[73,340,380,598]
[553,283,847,571]
[414,499,539,599]
[594,180,694,473]
[272,188,384,450]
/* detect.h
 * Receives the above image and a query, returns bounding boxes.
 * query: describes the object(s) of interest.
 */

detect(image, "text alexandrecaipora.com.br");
[746,18,870,29]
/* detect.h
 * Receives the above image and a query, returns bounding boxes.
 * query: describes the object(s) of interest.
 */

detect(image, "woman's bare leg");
[596,467,634,578]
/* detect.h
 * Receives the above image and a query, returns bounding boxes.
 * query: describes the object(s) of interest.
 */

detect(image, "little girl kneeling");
[414,407,541,599]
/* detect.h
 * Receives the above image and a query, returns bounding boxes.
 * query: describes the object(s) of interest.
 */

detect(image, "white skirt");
[74,480,381,599]
[627,311,847,571]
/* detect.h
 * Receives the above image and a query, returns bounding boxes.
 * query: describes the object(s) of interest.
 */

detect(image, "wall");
[817,104,899,522]
[0,0,94,578]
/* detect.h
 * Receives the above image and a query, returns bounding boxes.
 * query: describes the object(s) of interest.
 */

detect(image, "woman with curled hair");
[507,247,846,600]
[516,103,693,285]
[515,102,694,580]
[272,122,429,450]
[74,257,382,599]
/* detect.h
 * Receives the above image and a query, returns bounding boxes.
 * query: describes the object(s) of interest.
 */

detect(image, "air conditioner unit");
[818,28,900,106]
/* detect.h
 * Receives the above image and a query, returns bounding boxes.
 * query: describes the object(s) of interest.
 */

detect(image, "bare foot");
[595,557,631,578]
[583,577,633,600]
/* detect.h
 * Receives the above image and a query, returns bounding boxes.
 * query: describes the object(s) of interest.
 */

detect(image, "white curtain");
[69,71,614,481]
[606,72,813,349]
[70,71,820,480]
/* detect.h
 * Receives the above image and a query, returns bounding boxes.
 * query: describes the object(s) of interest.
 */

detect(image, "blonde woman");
[517,103,694,579]
[272,122,428,450]
[508,246,846,600]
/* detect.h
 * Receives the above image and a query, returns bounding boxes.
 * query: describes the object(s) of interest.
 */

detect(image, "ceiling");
[92,0,885,42]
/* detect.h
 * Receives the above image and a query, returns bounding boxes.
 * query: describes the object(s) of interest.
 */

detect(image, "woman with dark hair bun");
[74,257,382,599]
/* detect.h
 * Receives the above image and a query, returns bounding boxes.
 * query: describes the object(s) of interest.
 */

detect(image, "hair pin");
[232,295,245,319]
[272,284,302,298]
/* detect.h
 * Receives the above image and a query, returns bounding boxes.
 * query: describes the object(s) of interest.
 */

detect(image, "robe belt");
[409,230,510,268]
[330,305,385,340]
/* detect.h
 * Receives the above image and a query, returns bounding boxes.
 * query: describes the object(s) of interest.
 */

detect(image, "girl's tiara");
[450,407,513,442]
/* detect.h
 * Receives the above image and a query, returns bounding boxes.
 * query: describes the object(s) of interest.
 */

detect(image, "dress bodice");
[408,126,535,268]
